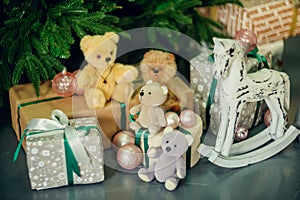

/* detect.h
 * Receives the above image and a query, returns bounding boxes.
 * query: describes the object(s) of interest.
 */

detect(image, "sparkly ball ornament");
[264,109,272,127]
[72,70,84,95]
[117,144,143,170]
[52,68,76,97]
[234,29,258,54]
[235,127,249,141]
[180,110,196,128]
[112,131,135,148]
[165,112,180,128]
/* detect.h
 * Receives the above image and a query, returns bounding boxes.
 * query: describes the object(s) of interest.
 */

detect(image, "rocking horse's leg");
[265,97,278,137]
[273,96,286,138]
[214,105,229,153]
[221,102,242,157]
[221,101,244,157]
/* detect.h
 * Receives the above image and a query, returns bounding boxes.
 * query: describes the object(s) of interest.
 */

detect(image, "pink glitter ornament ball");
[165,112,180,128]
[52,69,76,97]
[112,131,135,148]
[180,110,196,128]
[235,127,249,142]
[234,29,258,54]
[117,144,143,170]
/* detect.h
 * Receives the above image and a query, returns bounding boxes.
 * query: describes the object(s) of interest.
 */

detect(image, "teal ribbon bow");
[13,109,97,185]
[247,47,270,69]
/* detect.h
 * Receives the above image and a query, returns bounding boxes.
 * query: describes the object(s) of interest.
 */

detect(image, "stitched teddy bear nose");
[166,147,171,152]
[140,91,144,96]
[105,57,111,62]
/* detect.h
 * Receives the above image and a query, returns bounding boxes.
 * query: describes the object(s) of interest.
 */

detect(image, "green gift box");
[14,110,104,190]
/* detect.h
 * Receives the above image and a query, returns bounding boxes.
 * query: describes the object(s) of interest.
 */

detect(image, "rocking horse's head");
[212,38,244,79]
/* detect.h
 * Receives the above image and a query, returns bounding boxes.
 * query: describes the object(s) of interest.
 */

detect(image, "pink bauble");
[234,29,257,54]
[52,69,76,97]
[72,70,84,95]
[165,112,180,128]
[117,144,143,170]
[264,109,272,127]
[235,127,249,141]
[112,131,135,147]
[180,110,196,128]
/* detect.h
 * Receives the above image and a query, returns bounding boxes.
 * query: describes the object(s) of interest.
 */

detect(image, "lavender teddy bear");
[138,127,193,191]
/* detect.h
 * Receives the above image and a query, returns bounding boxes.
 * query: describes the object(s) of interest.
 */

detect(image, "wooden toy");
[198,38,300,168]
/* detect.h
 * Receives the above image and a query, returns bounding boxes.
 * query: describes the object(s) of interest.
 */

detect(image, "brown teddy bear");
[139,50,193,110]
[140,50,177,85]
[77,32,138,109]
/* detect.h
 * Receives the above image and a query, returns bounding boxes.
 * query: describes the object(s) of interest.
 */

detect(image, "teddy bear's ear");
[80,35,93,55]
[146,80,153,84]
[185,134,194,146]
[167,53,175,60]
[161,85,168,95]
[163,127,173,134]
[104,32,119,43]
[143,51,152,58]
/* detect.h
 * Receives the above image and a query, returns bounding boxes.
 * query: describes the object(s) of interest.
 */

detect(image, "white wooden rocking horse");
[198,38,300,168]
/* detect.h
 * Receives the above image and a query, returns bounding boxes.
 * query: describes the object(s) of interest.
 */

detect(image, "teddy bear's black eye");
[96,54,101,59]
[110,51,113,55]
[174,145,177,148]
[148,92,151,95]
[166,141,169,144]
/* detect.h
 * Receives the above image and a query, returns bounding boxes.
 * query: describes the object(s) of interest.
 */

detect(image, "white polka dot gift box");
[13,110,104,190]
[190,45,271,136]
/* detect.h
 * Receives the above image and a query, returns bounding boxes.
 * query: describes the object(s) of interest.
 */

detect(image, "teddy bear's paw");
[148,125,160,135]
[120,68,138,82]
[129,122,141,131]
[165,177,179,191]
[147,147,157,158]
[138,168,154,182]
[176,168,186,179]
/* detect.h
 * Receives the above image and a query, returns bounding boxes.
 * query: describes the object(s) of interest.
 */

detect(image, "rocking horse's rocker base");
[198,126,300,168]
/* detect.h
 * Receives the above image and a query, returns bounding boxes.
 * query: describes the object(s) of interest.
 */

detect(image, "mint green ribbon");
[17,96,63,136]
[135,128,149,168]
[178,127,192,169]
[247,47,270,69]
[13,109,97,185]
[120,102,126,130]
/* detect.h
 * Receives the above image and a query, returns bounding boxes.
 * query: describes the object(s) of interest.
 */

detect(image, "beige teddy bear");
[77,32,138,109]
[130,80,168,135]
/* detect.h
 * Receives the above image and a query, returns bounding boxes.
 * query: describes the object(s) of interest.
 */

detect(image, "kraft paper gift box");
[13,110,104,190]
[190,46,271,134]
[196,0,300,45]
[9,81,129,149]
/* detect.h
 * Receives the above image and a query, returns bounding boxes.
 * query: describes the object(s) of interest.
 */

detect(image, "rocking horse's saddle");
[248,68,273,83]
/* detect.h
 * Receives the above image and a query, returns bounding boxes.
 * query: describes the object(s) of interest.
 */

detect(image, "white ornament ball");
[165,112,180,128]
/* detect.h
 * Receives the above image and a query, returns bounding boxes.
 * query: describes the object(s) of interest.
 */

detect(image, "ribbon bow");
[13,109,95,184]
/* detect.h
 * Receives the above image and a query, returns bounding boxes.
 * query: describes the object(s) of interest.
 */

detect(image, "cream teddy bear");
[77,32,138,109]
[130,80,168,135]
